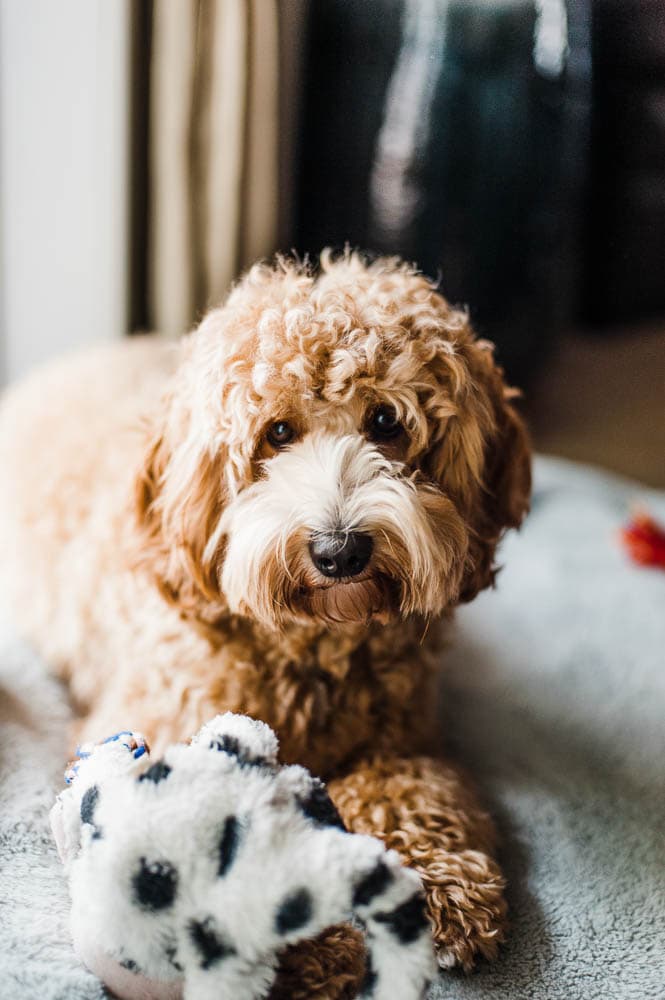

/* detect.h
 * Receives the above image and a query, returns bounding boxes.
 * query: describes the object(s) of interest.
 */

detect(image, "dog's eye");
[266,420,295,448]
[368,405,403,441]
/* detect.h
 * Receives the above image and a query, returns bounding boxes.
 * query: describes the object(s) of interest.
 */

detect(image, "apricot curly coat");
[0,252,530,995]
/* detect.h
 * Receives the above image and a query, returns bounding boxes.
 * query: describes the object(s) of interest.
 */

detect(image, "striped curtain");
[147,0,304,336]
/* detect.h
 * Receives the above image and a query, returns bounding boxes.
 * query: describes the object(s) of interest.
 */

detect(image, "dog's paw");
[270,924,366,1000]
[418,848,508,971]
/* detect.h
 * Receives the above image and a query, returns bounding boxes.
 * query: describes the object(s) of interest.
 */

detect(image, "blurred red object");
[620,510,665,568]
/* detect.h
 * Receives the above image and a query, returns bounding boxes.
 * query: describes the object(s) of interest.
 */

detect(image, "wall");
[0,0,130,383]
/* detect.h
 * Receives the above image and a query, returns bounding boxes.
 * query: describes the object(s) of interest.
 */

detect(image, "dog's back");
[0,337,176,678]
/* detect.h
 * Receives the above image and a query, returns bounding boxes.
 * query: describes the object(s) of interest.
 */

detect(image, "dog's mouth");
[294,573,398,625]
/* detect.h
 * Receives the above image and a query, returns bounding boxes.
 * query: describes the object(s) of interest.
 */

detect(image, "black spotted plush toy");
[50,714,436,1000]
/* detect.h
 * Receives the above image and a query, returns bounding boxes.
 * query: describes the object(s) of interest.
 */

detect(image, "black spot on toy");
[164,944,184,973]
[132,857,178,911]
[80,785,99,826]
[353,860,393,907]
[138,760,172,784]
[374,892,429,944]
[209,734,242,756]
[299,778,346,830]
[275,888,313,934]
[217,815,240,877]
[119,957,140,973]
[209,734,268,768]
[188,917,236,969]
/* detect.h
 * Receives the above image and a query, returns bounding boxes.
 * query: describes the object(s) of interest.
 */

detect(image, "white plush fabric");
[431,457,665,1000]
[1,456,664,1000]
[51,715,434,1000]
[0,639,104,1000]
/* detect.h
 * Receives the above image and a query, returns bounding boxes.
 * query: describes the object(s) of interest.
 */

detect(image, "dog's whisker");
[418,617,432,645]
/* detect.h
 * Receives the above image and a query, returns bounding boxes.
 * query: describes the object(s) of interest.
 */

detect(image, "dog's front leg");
[327,753,508,972]
[269,925,367,1000]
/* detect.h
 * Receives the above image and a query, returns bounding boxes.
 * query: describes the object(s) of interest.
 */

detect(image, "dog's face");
[137,254,530,630]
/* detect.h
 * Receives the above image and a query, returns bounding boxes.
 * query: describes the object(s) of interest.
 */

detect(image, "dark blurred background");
[1,0,663,483]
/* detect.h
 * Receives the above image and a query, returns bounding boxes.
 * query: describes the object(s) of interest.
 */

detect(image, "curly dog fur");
[0,252,530,992]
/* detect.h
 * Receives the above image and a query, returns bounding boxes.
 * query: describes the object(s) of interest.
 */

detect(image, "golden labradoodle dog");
[0,252,530,996]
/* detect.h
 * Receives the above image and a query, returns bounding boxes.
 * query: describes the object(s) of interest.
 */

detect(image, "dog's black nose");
[309,532,373,579]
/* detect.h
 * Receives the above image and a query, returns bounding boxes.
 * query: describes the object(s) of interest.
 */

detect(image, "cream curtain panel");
[148,0,303,337]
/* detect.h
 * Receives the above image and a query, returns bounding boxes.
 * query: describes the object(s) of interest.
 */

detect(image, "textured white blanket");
[1,457,664,1000]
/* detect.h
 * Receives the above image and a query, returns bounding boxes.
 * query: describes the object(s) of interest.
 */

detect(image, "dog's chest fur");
[182,612,440,778]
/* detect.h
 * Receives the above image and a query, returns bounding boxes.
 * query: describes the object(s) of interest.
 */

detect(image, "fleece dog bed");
[1,456,663,1000]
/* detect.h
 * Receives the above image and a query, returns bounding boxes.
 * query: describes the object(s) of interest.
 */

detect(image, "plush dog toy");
[50,714,436,1000]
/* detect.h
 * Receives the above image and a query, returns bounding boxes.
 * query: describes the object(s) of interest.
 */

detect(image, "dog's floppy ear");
[457,341,531,602]
[421,327,531,604]
[134,392,228,611]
